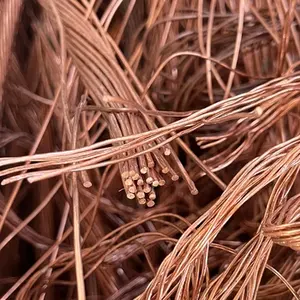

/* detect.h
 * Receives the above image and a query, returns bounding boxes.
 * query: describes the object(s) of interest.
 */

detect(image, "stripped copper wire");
[1,1,300,300]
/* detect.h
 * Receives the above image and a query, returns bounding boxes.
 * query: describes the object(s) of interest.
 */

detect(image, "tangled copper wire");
[1,0,300,299]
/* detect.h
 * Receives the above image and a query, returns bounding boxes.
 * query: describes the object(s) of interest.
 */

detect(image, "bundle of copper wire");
[1,0,300,299]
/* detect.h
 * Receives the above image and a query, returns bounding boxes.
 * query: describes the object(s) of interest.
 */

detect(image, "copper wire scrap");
[1,0,300,299]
